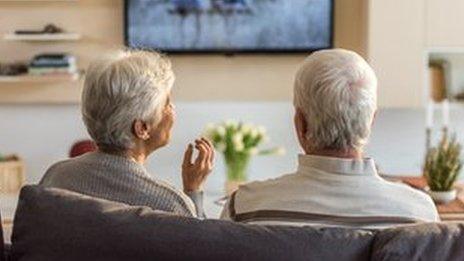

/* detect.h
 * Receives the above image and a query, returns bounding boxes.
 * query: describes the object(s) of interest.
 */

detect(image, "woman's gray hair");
[82,50,174,150]
[293,49,377,152]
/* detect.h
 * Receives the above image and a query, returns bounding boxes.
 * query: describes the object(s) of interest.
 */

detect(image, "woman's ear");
[133,120,150,140]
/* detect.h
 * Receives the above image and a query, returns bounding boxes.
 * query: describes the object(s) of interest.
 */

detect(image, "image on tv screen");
[126,0,333,52]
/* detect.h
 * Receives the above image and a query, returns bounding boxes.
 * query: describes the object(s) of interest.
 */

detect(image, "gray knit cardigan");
[40,151,204,217]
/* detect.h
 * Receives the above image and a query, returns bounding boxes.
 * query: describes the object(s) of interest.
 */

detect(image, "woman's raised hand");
[182,137,215,192]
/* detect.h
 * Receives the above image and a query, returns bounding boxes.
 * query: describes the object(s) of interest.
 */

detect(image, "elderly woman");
[40,50,213,217]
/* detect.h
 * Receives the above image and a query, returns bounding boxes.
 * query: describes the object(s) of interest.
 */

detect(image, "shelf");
[0,73,80,83]
[0,0,77,2]
[3,33,81,41]
[426,47,464,54]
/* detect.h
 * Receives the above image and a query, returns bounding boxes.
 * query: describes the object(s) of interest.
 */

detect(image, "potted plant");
[204,120,285,195]
[423,133,462,204]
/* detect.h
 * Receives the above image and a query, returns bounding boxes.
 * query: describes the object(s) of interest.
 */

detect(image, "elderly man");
[220,49,439,228]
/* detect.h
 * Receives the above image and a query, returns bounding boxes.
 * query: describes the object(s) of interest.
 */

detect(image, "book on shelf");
[28,53,77,76]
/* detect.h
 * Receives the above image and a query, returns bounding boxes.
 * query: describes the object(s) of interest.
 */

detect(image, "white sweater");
[221,154,439,228]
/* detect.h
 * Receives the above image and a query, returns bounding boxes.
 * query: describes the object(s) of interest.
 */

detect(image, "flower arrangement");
[204,120,284,193]
[423,133,462,203]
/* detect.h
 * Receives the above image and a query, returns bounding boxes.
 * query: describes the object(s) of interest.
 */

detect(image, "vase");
[429,189,457,204]
[224,155,250,195]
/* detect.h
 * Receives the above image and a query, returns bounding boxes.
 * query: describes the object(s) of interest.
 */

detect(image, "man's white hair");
[293,49,377,152]
[82,50,174,150]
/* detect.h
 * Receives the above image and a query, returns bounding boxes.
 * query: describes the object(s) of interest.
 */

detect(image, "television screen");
[125,0,333,53]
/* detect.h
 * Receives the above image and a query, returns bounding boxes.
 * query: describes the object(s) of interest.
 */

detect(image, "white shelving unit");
[3,33,81,41]
[0,0,85,103]
[0,73,80,83]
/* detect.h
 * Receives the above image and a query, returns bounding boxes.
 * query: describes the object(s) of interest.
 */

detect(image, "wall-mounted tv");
[125,0,333,53]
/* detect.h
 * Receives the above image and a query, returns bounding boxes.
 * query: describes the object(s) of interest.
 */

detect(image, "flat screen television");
[125,0,333,53]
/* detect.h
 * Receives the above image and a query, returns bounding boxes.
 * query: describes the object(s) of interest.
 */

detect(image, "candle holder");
[442,126,449,139]
[426,127,432,151]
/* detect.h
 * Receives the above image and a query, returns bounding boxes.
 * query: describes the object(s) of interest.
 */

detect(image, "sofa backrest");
[372,221,464,260]
[11,185,375,261]
[10,185,464,261]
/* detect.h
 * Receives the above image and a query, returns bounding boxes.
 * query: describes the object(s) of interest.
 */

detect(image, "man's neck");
[305,148,362,159]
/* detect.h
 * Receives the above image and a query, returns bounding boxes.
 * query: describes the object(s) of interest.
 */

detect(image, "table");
[385,176,464,222]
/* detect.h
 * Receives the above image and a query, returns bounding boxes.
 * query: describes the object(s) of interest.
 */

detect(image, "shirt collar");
[297,154,378,176]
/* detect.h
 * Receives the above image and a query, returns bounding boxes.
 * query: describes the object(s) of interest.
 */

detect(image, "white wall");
[367,0,426,108]
[425,0,464,47]
[2,103,463,192]
[366,0,464,108]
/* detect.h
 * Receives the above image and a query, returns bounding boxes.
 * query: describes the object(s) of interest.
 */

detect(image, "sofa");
[0,211,4,261]
[2,185,464,261]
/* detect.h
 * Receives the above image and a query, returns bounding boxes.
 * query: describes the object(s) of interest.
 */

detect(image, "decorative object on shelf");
[69,139,97,158]
[455,91,464,101]
[0,154,25,194]
[429,60,448,103]
[204,120,285,195]
[14,23,64,34]
[4,24,81,42]
[423,132,462,204]
[0,62,28,76]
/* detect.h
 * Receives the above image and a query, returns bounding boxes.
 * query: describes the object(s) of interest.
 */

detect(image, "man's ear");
[294,107,308,145]
[133,120,150,140]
